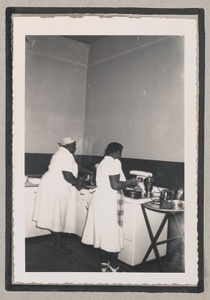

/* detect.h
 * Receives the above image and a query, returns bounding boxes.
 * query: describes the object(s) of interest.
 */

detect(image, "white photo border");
[8,9,203,290]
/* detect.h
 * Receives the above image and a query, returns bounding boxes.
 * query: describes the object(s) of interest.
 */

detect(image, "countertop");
[25,182,39,187]
[24,181,97,189]
[123,196,152,205]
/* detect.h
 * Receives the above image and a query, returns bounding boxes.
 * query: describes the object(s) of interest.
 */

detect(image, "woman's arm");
[62,171,78,185]
[62,171,85,191]
[109,174,139,190]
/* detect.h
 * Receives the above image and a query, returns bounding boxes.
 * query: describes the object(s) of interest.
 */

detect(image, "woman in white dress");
[33,137,93,253]
[81,142,139,272]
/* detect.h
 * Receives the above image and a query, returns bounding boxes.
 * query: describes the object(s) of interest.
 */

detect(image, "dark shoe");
[106,266,124,272]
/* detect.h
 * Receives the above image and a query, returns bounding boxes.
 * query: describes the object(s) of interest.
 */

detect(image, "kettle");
[159,189,175,209]
[160,189,175,201]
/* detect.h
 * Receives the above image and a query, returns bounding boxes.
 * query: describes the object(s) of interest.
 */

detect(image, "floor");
[25,233,185,273]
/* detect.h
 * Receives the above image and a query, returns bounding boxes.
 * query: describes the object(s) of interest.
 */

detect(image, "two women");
[82,142,139,272]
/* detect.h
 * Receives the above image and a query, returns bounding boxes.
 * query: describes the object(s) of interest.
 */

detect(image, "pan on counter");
[123,189,142,199]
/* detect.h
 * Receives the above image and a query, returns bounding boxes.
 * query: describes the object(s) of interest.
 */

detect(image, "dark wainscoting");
[25,153,87,176]
[25,153,184,191]
[83,155,184,191]
[25,153,53,176]
[122,157,184,191]
[25,153,85,176]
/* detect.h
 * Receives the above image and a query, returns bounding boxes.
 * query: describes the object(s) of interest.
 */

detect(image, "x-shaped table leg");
[141,204,169,272]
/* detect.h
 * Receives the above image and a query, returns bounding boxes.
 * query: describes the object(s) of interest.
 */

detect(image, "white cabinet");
[25,186,50,238]
[118,198,168,266]
[25,186,95,238]
[74,188,95,237]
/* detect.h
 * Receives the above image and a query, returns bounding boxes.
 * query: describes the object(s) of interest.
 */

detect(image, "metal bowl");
[170,200,185,210]
[124,189,142,199]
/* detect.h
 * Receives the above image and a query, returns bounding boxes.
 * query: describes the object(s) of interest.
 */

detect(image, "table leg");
[167,214,184,260]
[141,205,169,272]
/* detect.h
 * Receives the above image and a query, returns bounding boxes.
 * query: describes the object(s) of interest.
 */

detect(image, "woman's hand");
[89,170,94,176]
[62,171,77,185]
[130,178,139,186]
[109,175,140,190]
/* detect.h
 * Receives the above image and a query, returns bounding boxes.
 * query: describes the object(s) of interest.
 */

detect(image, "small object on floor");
[52,246,72,254]
[101,262,110,272]
[106,265,124,272]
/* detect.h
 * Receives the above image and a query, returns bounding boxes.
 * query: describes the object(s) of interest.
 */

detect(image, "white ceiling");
[62,36,107,45]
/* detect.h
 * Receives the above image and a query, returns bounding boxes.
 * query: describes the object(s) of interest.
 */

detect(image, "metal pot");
[170,199,185,210]
[124,189,142,199]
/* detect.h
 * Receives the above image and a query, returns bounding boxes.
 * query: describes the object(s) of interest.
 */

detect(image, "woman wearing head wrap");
[33,137,93,253]
[81,142,139,272]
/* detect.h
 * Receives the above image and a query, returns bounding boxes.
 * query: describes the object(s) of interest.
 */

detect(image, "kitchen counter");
[25,176,41,187]
[123,196,152,205]
[25,176,96,189]
[118,195,168,266]
[25,182,39,187]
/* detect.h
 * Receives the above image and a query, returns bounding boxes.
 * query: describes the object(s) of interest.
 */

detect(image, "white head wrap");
[59,136,76,146]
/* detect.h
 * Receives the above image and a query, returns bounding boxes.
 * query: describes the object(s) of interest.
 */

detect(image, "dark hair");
[104,142,123,156]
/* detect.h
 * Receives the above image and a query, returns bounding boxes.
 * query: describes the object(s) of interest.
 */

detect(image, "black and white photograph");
[9,11,202,289]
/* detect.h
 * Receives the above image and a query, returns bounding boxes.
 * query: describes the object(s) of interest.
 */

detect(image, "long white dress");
[81,156,125,253]
[32,147,78,232]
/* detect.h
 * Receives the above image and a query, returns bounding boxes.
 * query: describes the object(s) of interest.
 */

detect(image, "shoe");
[106,265,124,272]
[101,262,110,272]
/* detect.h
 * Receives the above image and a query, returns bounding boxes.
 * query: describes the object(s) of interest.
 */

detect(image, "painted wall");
[25,35,184,163]
[25,36,89,154]
[84,36,184,162]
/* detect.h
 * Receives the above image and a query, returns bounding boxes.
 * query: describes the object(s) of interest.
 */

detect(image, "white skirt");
[82,187,123,253]
[33,171,73,232]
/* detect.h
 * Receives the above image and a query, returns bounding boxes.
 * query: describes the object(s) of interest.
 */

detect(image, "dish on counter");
[151,196,160,204]
[124,189,142,199]
[25,181,39,187]
[151,200,160,205]
[170,199,185,210]
[85,185,97,190]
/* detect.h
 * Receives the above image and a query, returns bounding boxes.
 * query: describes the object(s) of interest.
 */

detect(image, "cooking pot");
[160,199,185,210]
[124,189,142,199]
